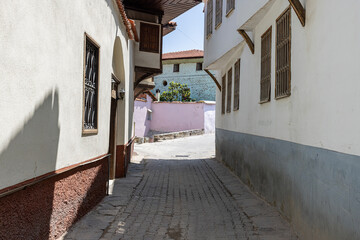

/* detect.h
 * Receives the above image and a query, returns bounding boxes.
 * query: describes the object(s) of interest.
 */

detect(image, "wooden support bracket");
[237,30,254,54]
[288,0,306,27]
[204,69,221,91]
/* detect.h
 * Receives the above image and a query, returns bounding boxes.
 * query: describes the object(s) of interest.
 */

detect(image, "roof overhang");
[123,0,202,25]
[206,41,246,71]
[238,0,276,31]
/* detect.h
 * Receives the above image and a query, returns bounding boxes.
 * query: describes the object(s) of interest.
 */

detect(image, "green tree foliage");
[159,82,194,102]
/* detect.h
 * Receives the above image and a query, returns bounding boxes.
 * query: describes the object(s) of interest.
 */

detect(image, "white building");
[204,0,360,239]
[0,0,200,239]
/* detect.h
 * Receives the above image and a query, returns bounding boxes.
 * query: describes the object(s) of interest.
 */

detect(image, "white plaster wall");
[204,0,268,68]
[204,103,216,133]
[0,0,134,189]
[214,0,360,156]
[134,20,161,70]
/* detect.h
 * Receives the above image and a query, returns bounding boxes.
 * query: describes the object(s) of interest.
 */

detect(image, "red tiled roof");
[162,50,204,60]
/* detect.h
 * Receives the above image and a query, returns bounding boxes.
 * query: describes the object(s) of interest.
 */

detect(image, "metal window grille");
[226,0,235,15]
[215,0,223,27]
[234,59,240,111]
[83,36,99,131]
[173,64,179,72]
[260,27,272,103]
[221,75,226,114]
[226,68,232,113]
[276,8,291,98]
[207,0,213,37]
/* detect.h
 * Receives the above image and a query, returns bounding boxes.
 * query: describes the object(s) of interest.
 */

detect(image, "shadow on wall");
[0,90,60,240]
[0,90,109,240]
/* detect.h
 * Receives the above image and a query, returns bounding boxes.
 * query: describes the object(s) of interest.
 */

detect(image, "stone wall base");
[0,156,109,240]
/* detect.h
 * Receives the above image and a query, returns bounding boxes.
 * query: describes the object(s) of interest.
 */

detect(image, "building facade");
[0,0,200,239]
[153,50,216,101]
[204,0,360,239]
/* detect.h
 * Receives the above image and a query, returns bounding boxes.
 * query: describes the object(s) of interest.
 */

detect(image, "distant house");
[152,50,216,101]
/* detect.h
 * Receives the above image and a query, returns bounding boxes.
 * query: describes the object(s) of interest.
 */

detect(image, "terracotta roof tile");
[162,49,204,60]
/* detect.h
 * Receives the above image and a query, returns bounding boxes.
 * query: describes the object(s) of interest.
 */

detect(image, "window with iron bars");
[276,8,291,99]
[83,34,100,134]
[260,27,272,103]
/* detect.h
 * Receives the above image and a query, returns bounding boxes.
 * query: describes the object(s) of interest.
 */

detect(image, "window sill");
[226,8,235,18]
[82,129,98,136]
[259,99,271,104]
[275,93,291,100]
[215,23,222,30]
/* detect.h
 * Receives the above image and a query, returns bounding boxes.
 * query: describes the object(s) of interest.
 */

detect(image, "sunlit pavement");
[62,134,297,240]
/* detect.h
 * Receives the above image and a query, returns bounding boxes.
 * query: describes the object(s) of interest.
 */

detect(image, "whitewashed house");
[204,0,360,239]
[0,0,200,239]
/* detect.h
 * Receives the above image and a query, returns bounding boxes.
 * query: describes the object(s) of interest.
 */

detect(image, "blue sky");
[163,3,205,53]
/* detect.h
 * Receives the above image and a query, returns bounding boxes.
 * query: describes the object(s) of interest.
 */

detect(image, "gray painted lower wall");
[216,128,360,240]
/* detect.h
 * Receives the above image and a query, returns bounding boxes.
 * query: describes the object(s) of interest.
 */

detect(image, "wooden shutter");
[207,0,213,37]
[226,0,235,15]
[221,75,226,114]
[226,68,232,113]
[234,59,240,111]
[215,0,223,27]
[140,23,160,53]
[276,8,291,98]
[260,27,272,103]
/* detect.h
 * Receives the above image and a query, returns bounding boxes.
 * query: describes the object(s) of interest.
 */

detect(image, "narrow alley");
[63,135,297,240]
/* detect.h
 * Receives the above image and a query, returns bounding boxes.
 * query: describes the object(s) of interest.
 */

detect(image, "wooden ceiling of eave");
[123,0,202,24]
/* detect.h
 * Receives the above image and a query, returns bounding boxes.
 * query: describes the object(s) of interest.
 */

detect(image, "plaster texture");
[0,157,108,240]
[216,128,360,240]
[153,60,216,101]
[0,0,134,190]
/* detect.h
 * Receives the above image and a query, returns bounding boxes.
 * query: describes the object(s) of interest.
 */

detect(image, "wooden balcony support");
[237,30,254,54]
[288,0,306,26]
[204,69,221,91]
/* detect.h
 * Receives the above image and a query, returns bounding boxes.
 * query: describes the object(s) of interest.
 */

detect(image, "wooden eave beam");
[204,69,221,91]
[288,0,306,27]
[237,30,254,54]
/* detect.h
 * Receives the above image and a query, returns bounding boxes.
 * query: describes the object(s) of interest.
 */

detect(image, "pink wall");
[133,99,216,137]
[133,95,152,137]
[151,102,204,132]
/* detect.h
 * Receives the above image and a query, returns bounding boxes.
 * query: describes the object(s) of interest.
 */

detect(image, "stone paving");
[62,135,298,240]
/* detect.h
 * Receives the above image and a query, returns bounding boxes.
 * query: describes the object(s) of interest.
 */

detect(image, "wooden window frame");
[226,0,235,16]
[215,0,223,28]
[260,26,272,103]
[206,0,213,38]
[139,22,160,53]
[275,7,291,99]
[196,62,203,71]
[173,64,180,72]
[82,33,100,135]
[221,75,226,114]
[233,59,240,111]
[226,68,232,113]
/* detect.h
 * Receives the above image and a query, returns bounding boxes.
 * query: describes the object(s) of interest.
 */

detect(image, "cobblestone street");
[63,135,297,240]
